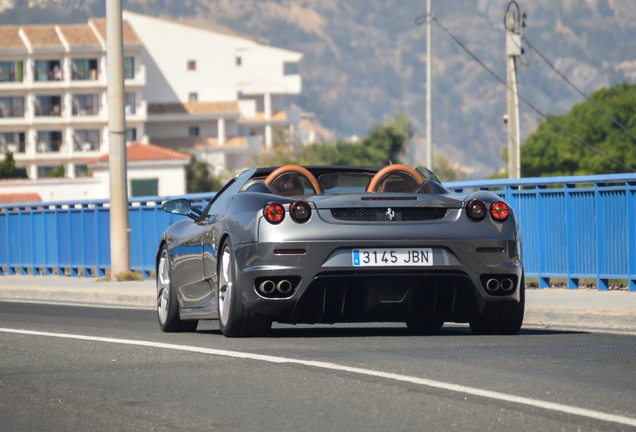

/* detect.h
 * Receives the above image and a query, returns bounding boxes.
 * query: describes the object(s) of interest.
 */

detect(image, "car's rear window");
[318,173,372,194]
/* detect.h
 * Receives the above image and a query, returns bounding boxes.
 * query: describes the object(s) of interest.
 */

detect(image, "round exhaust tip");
[259,280,276,295]
[485,278,500,292]
[276,280,293,295]
[500,278,514,291]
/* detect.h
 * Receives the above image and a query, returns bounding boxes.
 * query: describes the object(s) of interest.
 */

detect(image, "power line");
[522,36,636,143]
[428,16,635,173]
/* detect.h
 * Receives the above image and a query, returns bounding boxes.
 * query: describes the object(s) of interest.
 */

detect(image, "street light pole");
[505,4,521,179]
[426,0,433,170]
[107,0,130,276]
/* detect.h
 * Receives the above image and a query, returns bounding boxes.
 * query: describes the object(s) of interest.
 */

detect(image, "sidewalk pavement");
[1,275,635,332]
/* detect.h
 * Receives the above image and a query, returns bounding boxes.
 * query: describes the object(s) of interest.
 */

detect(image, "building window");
[34,60,62,81]
[35,96,62,117]
[0,61,23,83]
[283,62,299,75]
[124,57,134,79]
[75,165,90,177]
[36,131,63,153]
[0,97,25,118]
[72,94,99,116]
[74,129,100,152]
[125,93,136,114]
[187,60,196,71]
[126,128,137,143]
[188,126,199,137]
[38,165,65,178]
[235,56,242,66]
[131,178,159,197]
[0,132,26,153]
[188,92,198,102]
[71,59,98,80]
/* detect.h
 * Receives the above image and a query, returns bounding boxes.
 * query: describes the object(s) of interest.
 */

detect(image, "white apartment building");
[0,19,146,180]
[123,11,303,176]
[0,12,303,194]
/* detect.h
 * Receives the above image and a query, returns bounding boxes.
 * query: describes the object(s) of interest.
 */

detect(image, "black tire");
[470,275,525,335]
[156,246,198,333]
[217,238,272,337]
[406,317,444,335]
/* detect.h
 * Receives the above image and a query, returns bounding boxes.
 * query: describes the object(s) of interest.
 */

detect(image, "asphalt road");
[1,301,635,432]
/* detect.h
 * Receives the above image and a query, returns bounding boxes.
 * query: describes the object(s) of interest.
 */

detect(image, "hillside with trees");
[4,0,636,178]
[521,83,636,177]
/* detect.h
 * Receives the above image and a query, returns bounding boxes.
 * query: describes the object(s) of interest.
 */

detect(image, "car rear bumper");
[234,239,523,324]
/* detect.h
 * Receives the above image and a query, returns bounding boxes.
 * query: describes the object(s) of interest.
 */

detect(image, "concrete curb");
[0,285,156,309]
[1,278,635,331]
[524,308,636,332]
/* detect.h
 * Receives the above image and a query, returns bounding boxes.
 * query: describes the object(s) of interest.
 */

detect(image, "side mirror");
[163,199,194,218]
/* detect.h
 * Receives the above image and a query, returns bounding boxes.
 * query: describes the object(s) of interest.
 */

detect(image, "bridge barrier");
[0,192,216,279]
[445,173,636,291]
[1,173,635,291]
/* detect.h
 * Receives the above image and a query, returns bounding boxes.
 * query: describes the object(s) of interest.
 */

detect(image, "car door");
[172,218,210,309]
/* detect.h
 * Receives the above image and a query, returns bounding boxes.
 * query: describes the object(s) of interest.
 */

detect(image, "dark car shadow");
[196,323,586,338]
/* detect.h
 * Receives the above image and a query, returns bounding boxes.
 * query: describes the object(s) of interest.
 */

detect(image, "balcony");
[35,103,63,117]
[0,106,25,119]
[124,65,146,87]
[36,140,62,153]
[0,62,25,91]
[125,100,147,122]
[73,130,100,152]
[0,72,23,84]
[74,141,100,152]
[0,141,26,154]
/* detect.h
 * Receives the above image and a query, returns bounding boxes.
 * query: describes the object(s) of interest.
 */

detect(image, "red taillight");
[264,203,285,224]
[490,201,509,222]
[467,199,486,221]
[290,200,311,223]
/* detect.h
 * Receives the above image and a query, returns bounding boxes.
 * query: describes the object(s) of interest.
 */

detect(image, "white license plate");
[352,248,433,267]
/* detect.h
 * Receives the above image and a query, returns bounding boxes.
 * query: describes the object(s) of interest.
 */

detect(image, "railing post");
[56,207,64,276]
[595,183,609,290]
[537,185,550,288]
[18,208,28,275]
[628,181,636,292]
[30,207,38,276]
[0,210,5,275]
[5,209,14,275]
[565,184,578,289]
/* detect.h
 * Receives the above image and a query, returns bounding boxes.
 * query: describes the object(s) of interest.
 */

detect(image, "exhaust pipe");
[500,278,514,291]
[259,280,276,295]
[276,280,293,295]
[485,278,500,293]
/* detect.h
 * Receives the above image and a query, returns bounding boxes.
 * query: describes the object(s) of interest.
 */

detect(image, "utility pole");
[426,0,433,170]
[505,3,522,179]
[107,0,130,276]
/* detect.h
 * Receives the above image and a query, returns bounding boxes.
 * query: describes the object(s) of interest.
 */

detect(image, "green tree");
[433,153,464,182]
[0,152,28,179]
[185,157,223,193]
[520,83,636,177]
[253,113,409,168]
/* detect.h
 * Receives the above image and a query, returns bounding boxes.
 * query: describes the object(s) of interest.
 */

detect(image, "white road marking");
[2,327,636,428]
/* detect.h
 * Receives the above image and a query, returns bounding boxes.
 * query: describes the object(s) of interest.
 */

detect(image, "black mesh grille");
[330,207,447,221]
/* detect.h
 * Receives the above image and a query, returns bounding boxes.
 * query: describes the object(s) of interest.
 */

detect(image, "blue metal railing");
[0,192,216,279]
[2,173,635,291]
[445,173,636,291]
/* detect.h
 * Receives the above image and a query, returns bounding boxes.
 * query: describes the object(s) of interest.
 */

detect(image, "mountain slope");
[3,0,636,177]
